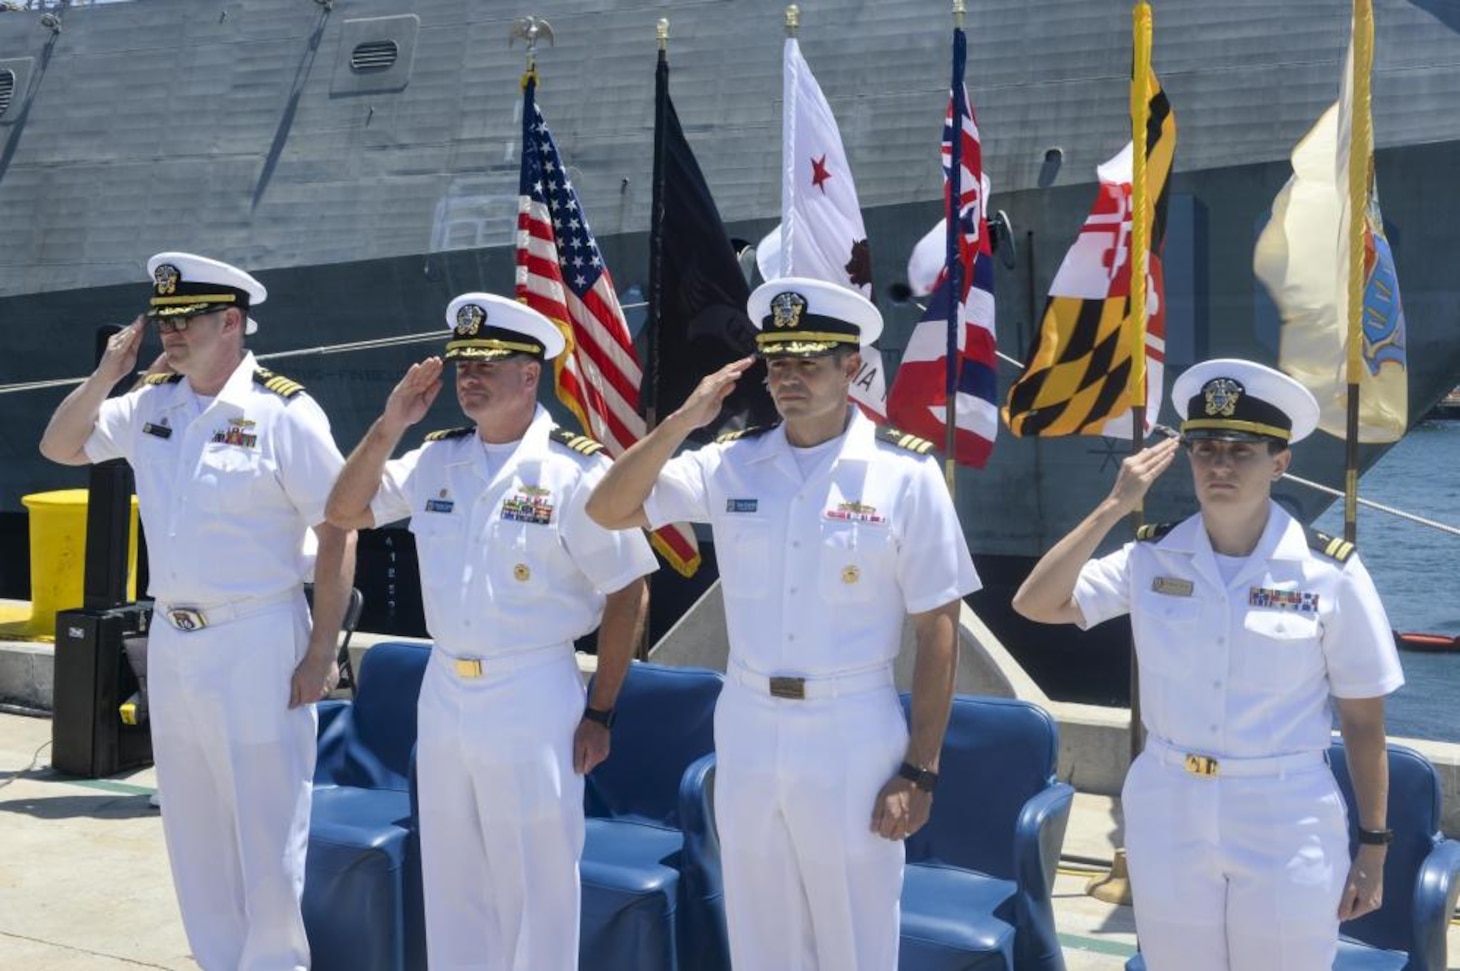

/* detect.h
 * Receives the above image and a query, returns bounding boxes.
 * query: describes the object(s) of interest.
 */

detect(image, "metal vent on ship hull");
[350,40,398,72]
[331,15,418,96]
[0,70,14,118]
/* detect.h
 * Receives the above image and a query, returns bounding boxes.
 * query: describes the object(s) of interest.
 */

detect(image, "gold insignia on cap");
[1202,378,1243,418]
[513,563,531,582]
[841,565,860,584]
[153,264,180,296]
[455,303,487,336]
[770,291,807,329]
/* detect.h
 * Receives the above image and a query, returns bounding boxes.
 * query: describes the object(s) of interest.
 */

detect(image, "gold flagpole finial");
[657,18,669,50]
[785,4,800,36]
[953,0,966,29]
[509,16,555,75]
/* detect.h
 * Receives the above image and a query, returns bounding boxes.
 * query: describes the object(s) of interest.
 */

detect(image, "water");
[1312,420,1460,742]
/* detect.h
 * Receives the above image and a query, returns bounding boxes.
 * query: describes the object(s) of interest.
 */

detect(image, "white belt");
[1144,735,1327,779]
[157,589,298,633]
[728,658,894,701]
[432,643,572,681]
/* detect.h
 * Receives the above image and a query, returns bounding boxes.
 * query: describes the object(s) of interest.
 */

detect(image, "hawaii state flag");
[1003,70,1175,438]
[756,35,887,419]
[886,26,998,466]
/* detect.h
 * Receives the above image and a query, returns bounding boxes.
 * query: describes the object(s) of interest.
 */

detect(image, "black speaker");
[51,603,153,778]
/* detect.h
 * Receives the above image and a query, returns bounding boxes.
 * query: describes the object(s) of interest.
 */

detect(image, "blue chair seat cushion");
[1334,937,1409,971]
[901,861,1017,957]
[310,786,413,869]
[582,818,683,903]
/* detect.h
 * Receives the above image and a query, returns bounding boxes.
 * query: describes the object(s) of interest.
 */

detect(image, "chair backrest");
[1328,739,1444,953]
[585,662,723,827]
[902,694,1061,878]
[316,641,431,790]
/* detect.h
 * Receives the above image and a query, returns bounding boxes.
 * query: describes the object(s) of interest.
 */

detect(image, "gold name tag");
[1151,576,1194,597]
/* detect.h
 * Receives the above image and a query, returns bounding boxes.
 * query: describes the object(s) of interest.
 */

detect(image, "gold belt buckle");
[453,658,484,678]
[168,607,207,632]
[768,676,806,700]
[1184,753,1219,777]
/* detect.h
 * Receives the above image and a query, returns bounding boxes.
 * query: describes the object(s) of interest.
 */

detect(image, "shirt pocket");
[411,512,471,593]
[488,519,562,602]
[817,519,893,604]
[717,517,770,599]
[1234,610,1324,689]
[1132,592,1202,675]
[195,442,267,514]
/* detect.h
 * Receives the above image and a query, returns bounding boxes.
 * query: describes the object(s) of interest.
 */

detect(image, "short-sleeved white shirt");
[1073,502,1404,758]
[643,409,980,677]
[371,406,657,658]
[84,352,344,604]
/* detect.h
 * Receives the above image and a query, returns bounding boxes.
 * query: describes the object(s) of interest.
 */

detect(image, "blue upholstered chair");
[1330,739,1460,970]
[580,662,726,971]
[305,640,430,971]
[1127,740,1460,971]
[899,695,1074,971]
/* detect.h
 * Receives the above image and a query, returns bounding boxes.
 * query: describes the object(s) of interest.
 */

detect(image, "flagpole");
[647,18,670,433]
[1127,0,1152,762]
[1088,0,1153,911]
[1344,0,1374,544]
[943,0,967,494]
[781,5,799,278]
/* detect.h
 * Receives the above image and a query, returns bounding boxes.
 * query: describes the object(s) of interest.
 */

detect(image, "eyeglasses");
[149,311,218,335]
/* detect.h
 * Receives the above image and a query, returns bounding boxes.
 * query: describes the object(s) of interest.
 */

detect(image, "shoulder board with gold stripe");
[1135,522,1177,543]
[143,373,183,386]
[1305,527,1356,564]
[549,427,605,457]
[715,424,777,444]
[252,368,305,400]
[424,426,475,443]
[876,425,936,455]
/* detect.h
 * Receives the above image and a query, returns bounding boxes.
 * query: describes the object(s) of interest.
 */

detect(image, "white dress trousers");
[147,596,316,971]
[414,647,586,971]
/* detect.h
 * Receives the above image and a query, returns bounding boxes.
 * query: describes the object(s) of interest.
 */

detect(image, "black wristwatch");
[898,761,939,793]
[1357,826,1394,846]
[582,705,615,729]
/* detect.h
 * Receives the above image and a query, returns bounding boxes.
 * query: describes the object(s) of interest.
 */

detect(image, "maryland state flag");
[1003,70,1176,437]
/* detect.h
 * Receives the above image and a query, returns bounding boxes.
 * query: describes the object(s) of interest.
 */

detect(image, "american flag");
[515,72,700,576]
[886,28,998,467]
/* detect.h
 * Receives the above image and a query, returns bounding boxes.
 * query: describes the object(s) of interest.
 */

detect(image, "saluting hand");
[384,356,444,431]
[871,774,932,842]
[98,316,146,386]
[1107,436,1180,514]
[672,356,755,431]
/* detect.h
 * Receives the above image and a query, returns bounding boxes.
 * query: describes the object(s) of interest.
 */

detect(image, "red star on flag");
[810,154,832,193]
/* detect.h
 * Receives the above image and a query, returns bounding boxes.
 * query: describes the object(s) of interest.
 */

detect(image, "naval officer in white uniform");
[586,277,980,970]
[325,293,656,971]
[40,252,356,971]
[1014,359,1404,971]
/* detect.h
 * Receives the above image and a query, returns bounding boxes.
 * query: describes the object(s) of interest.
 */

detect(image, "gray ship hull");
[1,0,1458,614]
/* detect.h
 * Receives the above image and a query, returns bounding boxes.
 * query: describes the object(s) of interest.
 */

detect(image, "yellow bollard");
[7,489,140,640]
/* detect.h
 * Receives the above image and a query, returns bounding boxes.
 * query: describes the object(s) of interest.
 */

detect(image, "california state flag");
[756,36,887,419]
